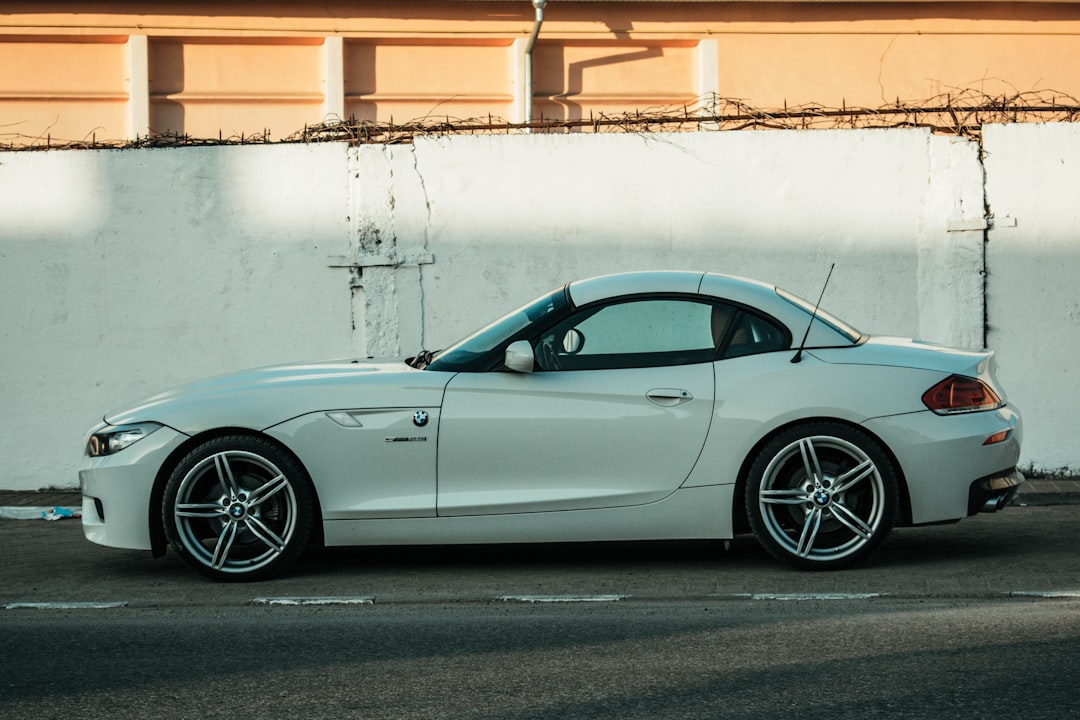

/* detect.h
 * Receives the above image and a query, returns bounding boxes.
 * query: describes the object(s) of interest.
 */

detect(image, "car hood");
[105,359,454,434]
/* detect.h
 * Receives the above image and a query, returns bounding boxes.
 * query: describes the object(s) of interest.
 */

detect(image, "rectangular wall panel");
[532,42,699,124]
[148,38,327,138]
[344,41,514,123]
[0,36,128,143]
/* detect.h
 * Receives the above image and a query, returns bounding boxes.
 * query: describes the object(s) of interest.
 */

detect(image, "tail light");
[922,375,1002,415]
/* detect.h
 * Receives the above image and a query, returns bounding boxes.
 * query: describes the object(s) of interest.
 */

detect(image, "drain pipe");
[524,0,548,130]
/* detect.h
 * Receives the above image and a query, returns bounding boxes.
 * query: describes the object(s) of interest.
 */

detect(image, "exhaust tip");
[981,493,1013,513]
[969,469,1023,515]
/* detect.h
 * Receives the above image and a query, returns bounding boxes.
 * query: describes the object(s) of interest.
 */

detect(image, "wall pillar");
[127,35,150,139]
[323,36,345,121]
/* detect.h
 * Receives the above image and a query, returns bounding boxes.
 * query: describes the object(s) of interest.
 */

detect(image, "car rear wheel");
[746,422,898,570]
[163,435,314,582]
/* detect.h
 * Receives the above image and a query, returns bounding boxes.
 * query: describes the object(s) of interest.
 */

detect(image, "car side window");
[536,298,717,371]
[719,310,789,359]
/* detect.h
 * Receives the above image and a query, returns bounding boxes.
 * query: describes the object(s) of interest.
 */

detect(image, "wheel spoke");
[798,438,824,484]
[246,473,288,507]
[175,502,227,519]
[796,507,823,557]
[213,453,241,498]
[760,488,814,505]
[752,430,895,566]
[831,502,875,540]
[244,516,287,554]
[169,441,312,578]
[832,458,875,494]
[210,521,239,569]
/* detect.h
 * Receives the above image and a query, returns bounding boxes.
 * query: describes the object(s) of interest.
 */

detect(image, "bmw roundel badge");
[413,410,429,427]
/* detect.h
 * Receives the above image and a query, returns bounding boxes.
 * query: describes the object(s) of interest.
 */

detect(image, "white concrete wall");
[402,131,985,352]
[0,127,1072,490]
[0,144,354,490]
[984,123,1080,474]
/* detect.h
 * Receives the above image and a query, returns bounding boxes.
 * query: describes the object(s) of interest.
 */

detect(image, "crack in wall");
[412,145,431,351]
[978,140,991,349]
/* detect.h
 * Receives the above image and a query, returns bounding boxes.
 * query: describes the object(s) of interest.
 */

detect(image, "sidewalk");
[0,489,85,520]
[1,477,1078,518]
[1012,476,1080,506]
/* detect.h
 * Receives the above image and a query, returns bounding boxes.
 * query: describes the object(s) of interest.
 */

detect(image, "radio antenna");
[791,263,835,364]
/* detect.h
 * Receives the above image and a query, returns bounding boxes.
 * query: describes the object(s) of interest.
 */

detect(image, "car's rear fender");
[730,416,914,534]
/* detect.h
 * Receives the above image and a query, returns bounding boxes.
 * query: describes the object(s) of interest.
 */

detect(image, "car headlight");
[86,422,163,457]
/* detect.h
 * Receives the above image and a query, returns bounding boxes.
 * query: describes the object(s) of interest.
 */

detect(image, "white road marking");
[496,594,628,603]
[749,593,884,601]
[251,596,376,606]
[6,592,1077,611]
[4,601,128,609]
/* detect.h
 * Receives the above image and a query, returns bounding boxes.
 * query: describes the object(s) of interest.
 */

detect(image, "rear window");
[775,287,862,343]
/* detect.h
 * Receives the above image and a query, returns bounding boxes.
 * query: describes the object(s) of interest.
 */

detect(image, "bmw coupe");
[80,271,1023,581]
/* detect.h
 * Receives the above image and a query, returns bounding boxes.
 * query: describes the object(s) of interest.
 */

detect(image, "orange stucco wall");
[2,2,1079,144]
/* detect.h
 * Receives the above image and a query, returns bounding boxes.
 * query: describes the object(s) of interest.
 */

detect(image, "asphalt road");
[2,596,1078,719]
[1,507,1078,719]
[2,506,1078,605]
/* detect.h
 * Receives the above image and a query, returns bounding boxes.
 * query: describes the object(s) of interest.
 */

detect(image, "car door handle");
[646,388,693,407]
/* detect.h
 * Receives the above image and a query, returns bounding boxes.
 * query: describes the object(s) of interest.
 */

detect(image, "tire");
[746,422,898,570]
[163,435,315,582]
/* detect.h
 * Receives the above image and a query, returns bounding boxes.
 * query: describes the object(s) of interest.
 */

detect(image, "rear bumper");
[969,467,1025,515]
[863,404,1022,524]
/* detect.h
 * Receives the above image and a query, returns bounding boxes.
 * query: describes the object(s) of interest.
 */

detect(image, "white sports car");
[80,271,1023,581]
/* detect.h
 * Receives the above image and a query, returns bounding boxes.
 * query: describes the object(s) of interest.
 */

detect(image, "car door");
[436,297,718,516]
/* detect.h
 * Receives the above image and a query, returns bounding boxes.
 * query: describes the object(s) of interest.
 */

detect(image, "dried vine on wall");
[3,90,1079,152]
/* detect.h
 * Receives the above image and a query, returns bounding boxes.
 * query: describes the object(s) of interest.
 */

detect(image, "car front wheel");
[746,423,898,570]
[163,435,314,581]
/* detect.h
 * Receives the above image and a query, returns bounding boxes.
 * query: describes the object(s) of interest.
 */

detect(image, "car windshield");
[425,286,568,372]
[775,287,863,343]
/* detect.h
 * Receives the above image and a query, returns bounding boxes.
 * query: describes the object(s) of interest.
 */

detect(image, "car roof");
[566,270,856,348]
[567,271,780,307]
[566,270,707,306]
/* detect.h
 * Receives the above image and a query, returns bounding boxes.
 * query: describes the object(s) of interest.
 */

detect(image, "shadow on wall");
[148,39,185,136]
[534,44,668,124]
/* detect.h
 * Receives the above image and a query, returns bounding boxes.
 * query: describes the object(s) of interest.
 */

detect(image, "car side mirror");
[562,328,584,354]
[504,340,535,373]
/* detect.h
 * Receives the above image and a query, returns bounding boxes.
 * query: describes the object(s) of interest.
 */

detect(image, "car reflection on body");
[80,271,1023,581]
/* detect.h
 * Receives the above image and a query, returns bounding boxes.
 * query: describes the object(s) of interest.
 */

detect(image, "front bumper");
[79,425,188,550]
